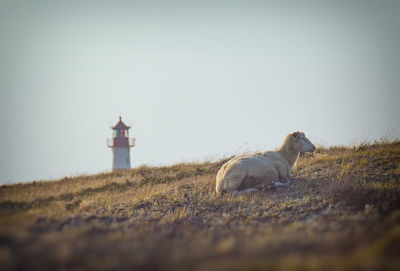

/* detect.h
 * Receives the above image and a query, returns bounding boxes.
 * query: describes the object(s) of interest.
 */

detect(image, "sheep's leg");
[273,175,292,187]
[284,176,293,183]
[287,172,297,182]
[237,176,264,191]
[275,163,292,186]
[272,181,291,187]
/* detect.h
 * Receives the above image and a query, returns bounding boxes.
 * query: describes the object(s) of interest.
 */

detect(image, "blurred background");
[0,0,399,184]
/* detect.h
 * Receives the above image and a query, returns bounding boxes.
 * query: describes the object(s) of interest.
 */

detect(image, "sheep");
[215,132,315,195]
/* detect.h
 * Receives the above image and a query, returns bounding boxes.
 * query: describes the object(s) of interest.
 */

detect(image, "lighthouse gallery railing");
[107,138,135,147]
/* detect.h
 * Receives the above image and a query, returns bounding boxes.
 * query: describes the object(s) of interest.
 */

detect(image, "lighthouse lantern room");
[107,116,135,171]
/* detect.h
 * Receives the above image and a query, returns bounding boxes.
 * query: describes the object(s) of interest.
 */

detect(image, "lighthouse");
[107,116,135,171]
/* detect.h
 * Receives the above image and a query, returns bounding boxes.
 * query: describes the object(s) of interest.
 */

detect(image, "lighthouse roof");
[112,116,131,130]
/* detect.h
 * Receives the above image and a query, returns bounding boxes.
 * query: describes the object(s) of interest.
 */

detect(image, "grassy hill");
[1,141,400,270]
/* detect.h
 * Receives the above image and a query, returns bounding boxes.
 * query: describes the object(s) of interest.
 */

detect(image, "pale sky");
[1,0,399,184]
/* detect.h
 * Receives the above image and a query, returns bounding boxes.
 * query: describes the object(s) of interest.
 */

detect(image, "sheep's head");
[292,132,316,153]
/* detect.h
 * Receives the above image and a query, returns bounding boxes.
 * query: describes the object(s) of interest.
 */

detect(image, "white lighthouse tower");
[107,116,135,171]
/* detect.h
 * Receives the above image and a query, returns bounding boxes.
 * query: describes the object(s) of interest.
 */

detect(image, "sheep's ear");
[292,132,299,140]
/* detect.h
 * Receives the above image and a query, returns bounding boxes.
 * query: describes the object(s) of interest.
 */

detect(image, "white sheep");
[216,132,315,195]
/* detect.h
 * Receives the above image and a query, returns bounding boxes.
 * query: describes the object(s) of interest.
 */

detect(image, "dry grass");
[0,141,400,270]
